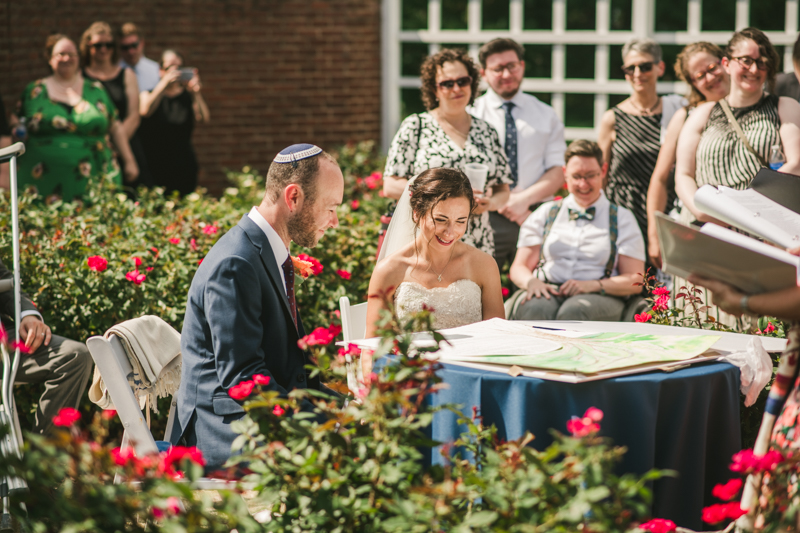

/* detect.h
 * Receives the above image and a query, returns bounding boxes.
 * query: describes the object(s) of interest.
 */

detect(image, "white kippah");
[273,143,323,164]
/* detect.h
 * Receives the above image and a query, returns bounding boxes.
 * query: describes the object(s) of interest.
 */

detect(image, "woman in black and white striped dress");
[676,27,800,222]
[598,39,685,260]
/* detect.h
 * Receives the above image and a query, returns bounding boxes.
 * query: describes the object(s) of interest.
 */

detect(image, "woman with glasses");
[382,48,512,256]
[645,42,730,267]
[598,39,685,269]
[676,27,800,223]
[81,21,150,189]
[13,34,138,201]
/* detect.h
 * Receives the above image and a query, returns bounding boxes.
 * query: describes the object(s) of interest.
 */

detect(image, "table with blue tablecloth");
[426,359,740,530]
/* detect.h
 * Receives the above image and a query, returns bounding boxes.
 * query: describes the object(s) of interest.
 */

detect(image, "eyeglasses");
[437,76,472,90]
[487,61,522,75]
[691,60,722,82]
[731,55,769,71]
[621,62,654,75]
[51,52,78,60]
[119,41,140,51]
[90,42,115,51]
[569,172,601,181]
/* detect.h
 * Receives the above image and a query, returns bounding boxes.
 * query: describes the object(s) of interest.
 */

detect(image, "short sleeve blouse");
[384,112,513,255]
[517,192,645,283]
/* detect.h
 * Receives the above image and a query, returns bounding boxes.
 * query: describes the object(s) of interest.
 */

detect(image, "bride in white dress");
[365,168,505,338]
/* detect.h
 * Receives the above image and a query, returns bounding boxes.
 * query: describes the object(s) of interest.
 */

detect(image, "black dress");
[83,67,152,187]
[139,90,198,196]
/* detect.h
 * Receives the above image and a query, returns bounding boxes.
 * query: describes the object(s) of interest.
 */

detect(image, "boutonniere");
[291,253,322,286]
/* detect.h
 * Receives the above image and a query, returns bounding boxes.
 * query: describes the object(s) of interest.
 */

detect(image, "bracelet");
[598,280,605,295]
[740,295,751,315]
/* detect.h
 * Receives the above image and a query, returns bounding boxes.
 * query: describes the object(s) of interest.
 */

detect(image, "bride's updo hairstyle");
[409,168,476,227]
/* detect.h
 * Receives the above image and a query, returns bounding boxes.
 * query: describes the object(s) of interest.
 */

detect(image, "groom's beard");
[287,207,319,248]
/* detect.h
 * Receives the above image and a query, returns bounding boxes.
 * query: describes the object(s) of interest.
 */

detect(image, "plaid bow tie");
[568,207,595,222]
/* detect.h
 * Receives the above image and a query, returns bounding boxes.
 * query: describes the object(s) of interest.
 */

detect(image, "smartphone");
[179,68,194,82]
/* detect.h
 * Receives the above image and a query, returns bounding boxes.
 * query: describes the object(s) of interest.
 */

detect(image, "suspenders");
[534,200,619,282]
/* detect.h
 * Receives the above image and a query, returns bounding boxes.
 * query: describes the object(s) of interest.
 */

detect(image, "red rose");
[501,287,510,298]
[202,225,219,236]
[111,446,137,466]
[296,253,323,275]
[169,237,180,244]
[253,374,271,386]
[701,502,746,524]
[639,518,677,533]
[52,407,81,427]
[125,270,146,285]
[337,343,361,359]
[635,313,652,323]
[350,199,360,210]
[584,406,603,422]
[273,405,285,416]
[228,380,255,400]
[652,286,670,296]
[566,416,599,437]
[87,255,108,272]
[102,409,117,420]
[712,478,743,501]
[336,269,352,280]
[10,340,30,354]
[133,257,142,267]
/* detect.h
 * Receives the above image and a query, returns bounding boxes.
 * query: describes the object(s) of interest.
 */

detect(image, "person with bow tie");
[507,140,646,321]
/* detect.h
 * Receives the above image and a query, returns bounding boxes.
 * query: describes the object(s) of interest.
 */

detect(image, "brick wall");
[0,0,382,194]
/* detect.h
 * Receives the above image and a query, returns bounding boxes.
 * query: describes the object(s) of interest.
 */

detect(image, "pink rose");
[253,374,271,386]
[584,406,603,423]
[501,287,510,298]
[566,416,599,437]
[133,257,142,267]
[169,237,180,244]
[350,199,360,210]
[125,270,146,285]
[202,225,219,236]
[228,380,255,400]
[639,518,677,533]
[635,313,652,323]
[712,478,743,501]
[336,269,352,280]
[52,407,81,427]
[652,286,670,296]
[87,255,108,272]
[273,405,285,416]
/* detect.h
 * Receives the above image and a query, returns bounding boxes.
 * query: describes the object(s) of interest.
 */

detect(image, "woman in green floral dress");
[15,34,138,200]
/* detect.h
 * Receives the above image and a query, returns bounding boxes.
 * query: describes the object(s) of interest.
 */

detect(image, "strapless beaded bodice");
[394,279,483,330]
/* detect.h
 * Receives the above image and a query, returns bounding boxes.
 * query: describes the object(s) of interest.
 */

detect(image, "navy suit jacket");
[170,215,320,469]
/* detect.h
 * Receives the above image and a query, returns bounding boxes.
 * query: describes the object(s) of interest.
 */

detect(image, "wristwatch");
[740,295,751,315]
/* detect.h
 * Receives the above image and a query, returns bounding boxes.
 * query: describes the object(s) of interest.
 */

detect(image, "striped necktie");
[503,101,518,185]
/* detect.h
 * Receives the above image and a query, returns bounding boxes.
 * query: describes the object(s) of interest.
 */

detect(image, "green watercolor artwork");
[441,331,720,374]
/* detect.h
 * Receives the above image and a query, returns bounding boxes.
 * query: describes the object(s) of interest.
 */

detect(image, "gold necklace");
[435,110,471,139]
[428,248,456,282]
[629,96,660,116]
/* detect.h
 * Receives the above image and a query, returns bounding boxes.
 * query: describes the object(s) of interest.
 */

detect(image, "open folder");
[655,213,798,294]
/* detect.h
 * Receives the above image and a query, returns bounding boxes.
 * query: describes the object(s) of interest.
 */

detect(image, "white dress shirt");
[470,89,566,192]
[120,56,161,93]
[517,192,645,283]
[248,207,288,294]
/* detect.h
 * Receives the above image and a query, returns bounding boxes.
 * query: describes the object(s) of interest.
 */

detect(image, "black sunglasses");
[621,62,654,75]
[437,76,472,90]
[119,41,139,51]
[91,42,115,51]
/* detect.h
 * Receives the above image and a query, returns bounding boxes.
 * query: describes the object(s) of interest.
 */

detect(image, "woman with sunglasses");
[645,42,730,268]
[382,48,512,256]
[676,27,800,223]
[81,21,150,189]
[598,39,685,270]
[13,33,137,201]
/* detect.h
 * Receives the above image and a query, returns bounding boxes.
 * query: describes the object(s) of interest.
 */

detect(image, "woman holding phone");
[139,49,210,195]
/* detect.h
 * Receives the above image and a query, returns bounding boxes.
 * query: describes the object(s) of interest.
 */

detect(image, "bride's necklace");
[427,249,455,282]
[629,95,660,116]
[435,110,470,139]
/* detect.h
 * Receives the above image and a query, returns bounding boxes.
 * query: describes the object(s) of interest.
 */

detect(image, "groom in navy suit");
[170,144,344,470]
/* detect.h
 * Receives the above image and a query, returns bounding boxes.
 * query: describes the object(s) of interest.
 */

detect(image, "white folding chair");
[339,296,369,391]
[339,296,368,343]
[86,335,248,491]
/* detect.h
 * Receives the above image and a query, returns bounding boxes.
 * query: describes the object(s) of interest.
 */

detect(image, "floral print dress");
[384,112,513,255]
[17,78,120,200]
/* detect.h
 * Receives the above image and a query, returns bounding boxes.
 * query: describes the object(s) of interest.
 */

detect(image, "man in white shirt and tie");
[471,38,567,270]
